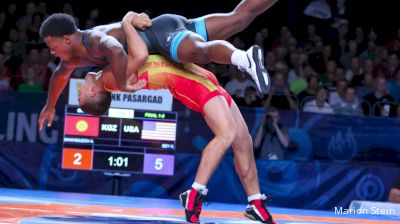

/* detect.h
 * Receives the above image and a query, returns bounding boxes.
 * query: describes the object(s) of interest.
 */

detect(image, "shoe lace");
[194,194,209,215]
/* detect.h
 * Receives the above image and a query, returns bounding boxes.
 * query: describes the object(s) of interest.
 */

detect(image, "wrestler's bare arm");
[38,61,74,130]
[97,34,129,91]
[122,11,149,81]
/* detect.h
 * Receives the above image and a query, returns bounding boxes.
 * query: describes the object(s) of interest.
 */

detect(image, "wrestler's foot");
[179,188,205,223]
[244,45,270,94]
[244,194,276,224]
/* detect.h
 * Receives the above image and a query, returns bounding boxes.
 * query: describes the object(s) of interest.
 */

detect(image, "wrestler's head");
[78,70,111,115]
[40,13,78,61]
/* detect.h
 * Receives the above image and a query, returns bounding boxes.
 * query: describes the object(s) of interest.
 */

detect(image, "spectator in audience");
[2,40,23,90]
[17,67,43,92]
[232,36,246,50]
[26,12,44,43]
[63,3,79,27]
[235,86,263,107]
[362,76,394,116]
[264,72,298,110]
[254,32,264,49]
[345,56,362,81]
[357,73,375,99]
[288,65,306,94]
[359,40,377,61]
[354,26,367,54]
[387,67,400,101]
[39,47,55,91]
[17,2,37,31]
[388,172,400,203]
[1,4,18,40]
[298,76,320,108]
[321,59,337,87]
[303,86,334,114]
[254,106,289,160]
[303,24,320,52]
[333,86,363,116]
[340,40,358,69]
[0,54,10,91]
[308,37,326,74]
[265,51,278,76]
[85,8,101,29]
[350,58,374,87]
[225,65,257,98]
[21,45,48,86]
[37,2,49,19]
[329,79,347,105]
[381,53,399,79]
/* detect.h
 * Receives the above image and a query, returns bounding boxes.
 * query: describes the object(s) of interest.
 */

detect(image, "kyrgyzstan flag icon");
[64,116,100,137]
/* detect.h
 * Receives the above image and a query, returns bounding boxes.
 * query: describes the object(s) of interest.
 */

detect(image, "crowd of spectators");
[1,1,400,118]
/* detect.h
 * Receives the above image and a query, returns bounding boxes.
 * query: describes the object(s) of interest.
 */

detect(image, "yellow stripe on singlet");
[138,55,218,91]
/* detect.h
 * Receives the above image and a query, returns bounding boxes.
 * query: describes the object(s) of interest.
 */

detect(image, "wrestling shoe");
[244,194,276,224]
[243,45,270,94]
[179,188,206,223]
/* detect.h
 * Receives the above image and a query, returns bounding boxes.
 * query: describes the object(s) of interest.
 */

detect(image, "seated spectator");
[0,54,10,91]
[333,86,363,116]
[21,45,48,86]
[2,41,23,90]
[362,76,395,116]
[340,40,358,69]
[288,65,307,95]
[17,67,44,92]
[63,3,80,26]
[265,51,277,76]
[345,57,362,81]
[350,58,374,87]
[263,72,298,110]
[387,67,400,101]
[26,12,45,43]
[254,107,289,160]
[389,172,400,203]
[320,59,337,88]
[235,86,262,107]
[357,73,375,99]
[303,86,334,114]
[376,53,399,79]
[298,76,320,108]
[329,79,347,105]
[224,65,257,98]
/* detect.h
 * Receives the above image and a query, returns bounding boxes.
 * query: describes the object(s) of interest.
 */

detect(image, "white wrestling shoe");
[242,45,271,94]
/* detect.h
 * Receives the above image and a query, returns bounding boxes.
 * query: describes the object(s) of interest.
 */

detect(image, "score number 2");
[62,148,93,170]
[73,153,82,165]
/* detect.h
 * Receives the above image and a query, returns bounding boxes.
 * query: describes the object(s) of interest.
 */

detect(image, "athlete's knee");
[217,127,237,148]
[234,132,253,150]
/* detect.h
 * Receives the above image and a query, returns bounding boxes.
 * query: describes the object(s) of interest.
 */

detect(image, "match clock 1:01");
[93,151,144,172]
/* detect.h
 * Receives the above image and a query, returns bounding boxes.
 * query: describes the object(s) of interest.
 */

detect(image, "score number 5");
[155,158,163,170]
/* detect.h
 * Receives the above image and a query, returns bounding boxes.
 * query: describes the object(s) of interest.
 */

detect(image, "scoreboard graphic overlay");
[62,105,177,175]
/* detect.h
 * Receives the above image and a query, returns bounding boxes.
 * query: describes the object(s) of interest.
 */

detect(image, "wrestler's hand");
[123,11,152,30]
[125,75,147,92]
[133,13,152,30]
[38,104,56,130]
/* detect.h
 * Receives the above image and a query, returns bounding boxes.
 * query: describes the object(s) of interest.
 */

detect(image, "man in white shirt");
[304,86,334,114]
